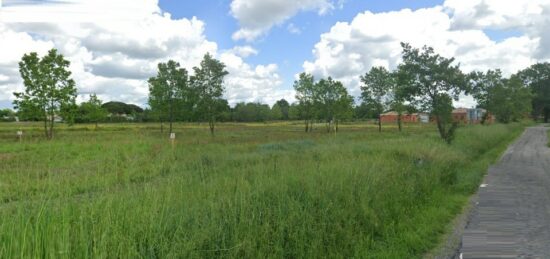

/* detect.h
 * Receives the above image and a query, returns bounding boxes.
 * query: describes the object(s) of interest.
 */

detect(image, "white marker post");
[16,130,23,142]
[170,132,176,149]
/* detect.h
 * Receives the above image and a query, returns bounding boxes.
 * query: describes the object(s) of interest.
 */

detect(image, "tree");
[517,63,550,122]
[81,93,108,129]
[360,67,394,132]
[487,76,532,123]
[13,49,77,139]
[469,70,533,123]
[0,109,16,122]
[148,60,190,135]
[294,73,316,132]
[274,99,290,120]
[396,43,468,144]
[191,53,229,135]
[314,77,353,132]
[270,102,284,120]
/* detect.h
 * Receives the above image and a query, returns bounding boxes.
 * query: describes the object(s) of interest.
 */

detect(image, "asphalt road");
[460,126,550,258]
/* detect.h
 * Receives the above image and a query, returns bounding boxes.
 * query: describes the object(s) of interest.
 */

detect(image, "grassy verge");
[0,122,526,258]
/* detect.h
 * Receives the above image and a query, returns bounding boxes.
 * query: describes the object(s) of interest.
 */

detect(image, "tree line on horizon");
[8,43,550,142]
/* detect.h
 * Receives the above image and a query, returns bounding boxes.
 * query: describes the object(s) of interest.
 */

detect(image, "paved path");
[460,126,550,258]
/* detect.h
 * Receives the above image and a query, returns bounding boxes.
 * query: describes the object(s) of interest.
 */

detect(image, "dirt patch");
[0,153,14,161]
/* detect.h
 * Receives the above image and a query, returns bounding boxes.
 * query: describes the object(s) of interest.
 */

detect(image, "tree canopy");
[13,49,77,139]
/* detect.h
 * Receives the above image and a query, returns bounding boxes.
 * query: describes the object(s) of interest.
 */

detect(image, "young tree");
[13,49,77,139]
[517,63,550,122]
[191,53,229,135]
[294,73,316,132]
[314,77,353,132]
[360,67,393,132]
[148,60,189,135]
[81,93,108,129]
[396,43,468,144]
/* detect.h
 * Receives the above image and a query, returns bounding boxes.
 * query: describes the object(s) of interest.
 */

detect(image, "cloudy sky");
[0,0,549,109]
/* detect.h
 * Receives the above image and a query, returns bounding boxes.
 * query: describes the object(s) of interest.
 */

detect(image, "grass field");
[0,121,526,258]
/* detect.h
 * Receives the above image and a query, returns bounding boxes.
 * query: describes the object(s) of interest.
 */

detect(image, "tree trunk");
[43,111,49,139]
[160,120,164,133]
[435,116,447,140]
[48,110,54,140]
[305,120,309,132]
[378,114,382,133]
[95,121,98,130]
[209,116,215,136]
[397,113,402,132]
[336,119,339,132]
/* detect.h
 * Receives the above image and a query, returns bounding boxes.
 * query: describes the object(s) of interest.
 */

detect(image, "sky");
[0,0,549,109]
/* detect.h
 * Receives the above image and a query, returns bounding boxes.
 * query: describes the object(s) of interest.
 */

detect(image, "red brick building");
[380,112,419,123]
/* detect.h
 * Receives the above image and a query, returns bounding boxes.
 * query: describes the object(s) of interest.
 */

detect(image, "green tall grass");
[0,122,526,258]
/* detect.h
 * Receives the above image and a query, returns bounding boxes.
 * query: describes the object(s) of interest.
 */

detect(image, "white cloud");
[226,45,259,58]
[221,52,294,106]
[303,3,548,107]
[0,0,288,108]
[230,0,337,41]
[287,23,302,35]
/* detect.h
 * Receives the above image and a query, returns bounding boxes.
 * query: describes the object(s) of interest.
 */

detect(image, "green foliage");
[0,109,16,122]
[469,70,532,123]
[13,49,77,139]
[360,66,393,114]
[102,101,143,115]
[294,74,353,132]
[148,60,190,134]
[294,73,316,132]
[0,122,526,258]
[80,94,108,128]
[314,77,354,131]
[397,43,468,143]
[517,62,550,122]
[274,99,290,120]
[191,53,229,135]
[489,77,532,123]
[233,102,272,122]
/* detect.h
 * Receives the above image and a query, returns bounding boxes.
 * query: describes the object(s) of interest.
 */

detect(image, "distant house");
[452,108,495,124]
[46,114,63,123]
[380,111,419,123]
[418,113,430,123]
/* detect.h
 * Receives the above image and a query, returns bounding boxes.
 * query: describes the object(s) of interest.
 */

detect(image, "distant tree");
[288,103,301,120]
[468,69,504,110]
[294,73,316,132]
[517,63,550,122]
[101,101,144,123]
[13,49,77,139]
[81,93,108,129]
[271,102,284,120]
[396,43,468,144]
[233,102,271,122]
[191,53,229,135]
[60,102,78,126]
[360,67,394,132]
[314,77,353,132]
[469,70,533,123]
[274,99,290,120]
[148,60,189,135]
[488,76,532,123]
[0,109,16,122]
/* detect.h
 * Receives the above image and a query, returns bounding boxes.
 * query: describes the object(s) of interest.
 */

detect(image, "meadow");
[0,121,526,258]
